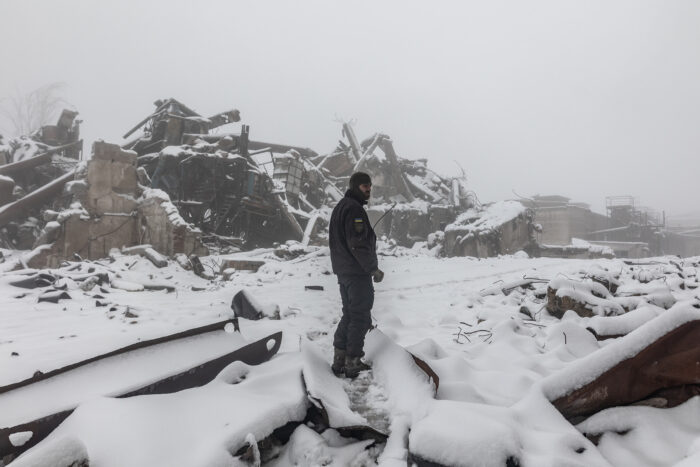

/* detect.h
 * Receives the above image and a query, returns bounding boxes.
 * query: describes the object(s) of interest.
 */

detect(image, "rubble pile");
[23,141,208,269]
[0,110,83,250]
[467,256,700,429]
[0,98,546,267]
[444,200,537,257]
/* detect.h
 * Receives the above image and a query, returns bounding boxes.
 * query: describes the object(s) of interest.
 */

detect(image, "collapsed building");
[1,99,494,267]
[0,110,83,250]
[2,98,697,266]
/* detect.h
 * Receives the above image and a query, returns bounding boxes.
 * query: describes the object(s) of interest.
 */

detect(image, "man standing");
[329,172,384,378]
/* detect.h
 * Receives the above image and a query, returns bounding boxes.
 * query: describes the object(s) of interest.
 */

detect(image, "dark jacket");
[329,189,378,276]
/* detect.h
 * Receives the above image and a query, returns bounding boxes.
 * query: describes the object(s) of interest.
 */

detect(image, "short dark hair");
[349,172,372,190]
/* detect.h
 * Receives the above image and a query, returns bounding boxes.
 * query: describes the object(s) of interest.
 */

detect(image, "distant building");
[521,195,700,258]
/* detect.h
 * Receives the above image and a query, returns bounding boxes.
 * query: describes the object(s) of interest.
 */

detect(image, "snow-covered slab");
[363,329,437,465]
[0,326,247,427]
[266,424,374,467]
[586,305,663,338]
[301,341,368,429]
[445,200,527,234]
[408,390,613,467]
[615,282,677,309]
[543,305,700,418]
[576,397,700,467]
[408,400,522,467]
[547,277,624,317]
[12,355,308,467]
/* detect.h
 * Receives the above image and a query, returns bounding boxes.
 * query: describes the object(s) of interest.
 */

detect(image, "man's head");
[349,172,372,200]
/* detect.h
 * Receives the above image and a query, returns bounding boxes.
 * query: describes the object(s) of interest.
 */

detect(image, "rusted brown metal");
[552,319,700,421]
[411,354,440,393]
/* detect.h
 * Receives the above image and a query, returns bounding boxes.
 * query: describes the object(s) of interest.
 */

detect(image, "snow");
[577,397,700,466]
[140,187,196,229]
[2,249,700,466]
[445,200,527,234]
[9,436,89,467]
[268,424,374,467]
[0,327,247,427]
[586,305,663,336]
[9,431,33,447]
[408,400,521,466]
[301,341,368,428]
[571,237,615,256]
[12,355,307,467]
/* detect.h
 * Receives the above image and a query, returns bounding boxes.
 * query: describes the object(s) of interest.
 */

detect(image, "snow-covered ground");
[1,245,699,466]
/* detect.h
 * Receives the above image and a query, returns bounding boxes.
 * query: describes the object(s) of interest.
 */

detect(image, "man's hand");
[372,268,384,283]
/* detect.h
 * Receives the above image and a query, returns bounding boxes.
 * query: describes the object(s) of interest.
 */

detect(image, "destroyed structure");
[0,110,83,250]
[1,99,699,267]
[524,195,700,258]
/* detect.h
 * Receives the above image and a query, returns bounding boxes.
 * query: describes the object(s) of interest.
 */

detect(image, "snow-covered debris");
[409,390,613,467]
[231,288,280,320]
[585,305,663,338]
[546,277,625,318]
[572,237,615,256]
[8,431,33,447]
[0,326,247,428]
[301,341,369,428]
[5,245,700,466]
[9,436,89,467]
[408,400,521,467]
[616,281,677,310]
[443,200,535,257]
[576,396,700,467]
[14,355,307,467]
[446,200,528,235]
[267,424,375,467]
[544,305,700,418]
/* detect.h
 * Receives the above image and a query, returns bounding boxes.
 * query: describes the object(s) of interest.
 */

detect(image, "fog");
[1,0,698,217]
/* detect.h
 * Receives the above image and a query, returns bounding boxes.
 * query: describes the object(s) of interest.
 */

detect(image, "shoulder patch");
[353,218,365,233]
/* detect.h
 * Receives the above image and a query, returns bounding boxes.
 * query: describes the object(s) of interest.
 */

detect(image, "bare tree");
[0,83,68,136]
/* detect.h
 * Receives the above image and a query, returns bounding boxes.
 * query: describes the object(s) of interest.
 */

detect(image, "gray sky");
[1,0,698,216]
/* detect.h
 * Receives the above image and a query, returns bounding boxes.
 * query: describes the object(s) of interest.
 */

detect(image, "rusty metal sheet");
[553,320,700,421]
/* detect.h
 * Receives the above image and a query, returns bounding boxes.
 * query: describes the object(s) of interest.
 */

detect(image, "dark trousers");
[333,274,374,357]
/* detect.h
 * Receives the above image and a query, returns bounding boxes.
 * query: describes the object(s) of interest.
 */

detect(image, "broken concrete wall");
[138,189,208,257]
[27,142,140,267]
[27,141,207,268]
[443,201,535,258]
[82,142,139,215]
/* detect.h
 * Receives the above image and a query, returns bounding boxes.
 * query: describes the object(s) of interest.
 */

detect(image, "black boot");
[344,356,371,378]
[331,347,346,376]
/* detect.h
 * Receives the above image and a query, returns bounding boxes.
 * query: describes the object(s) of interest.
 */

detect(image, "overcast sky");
[1,0,698,217]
